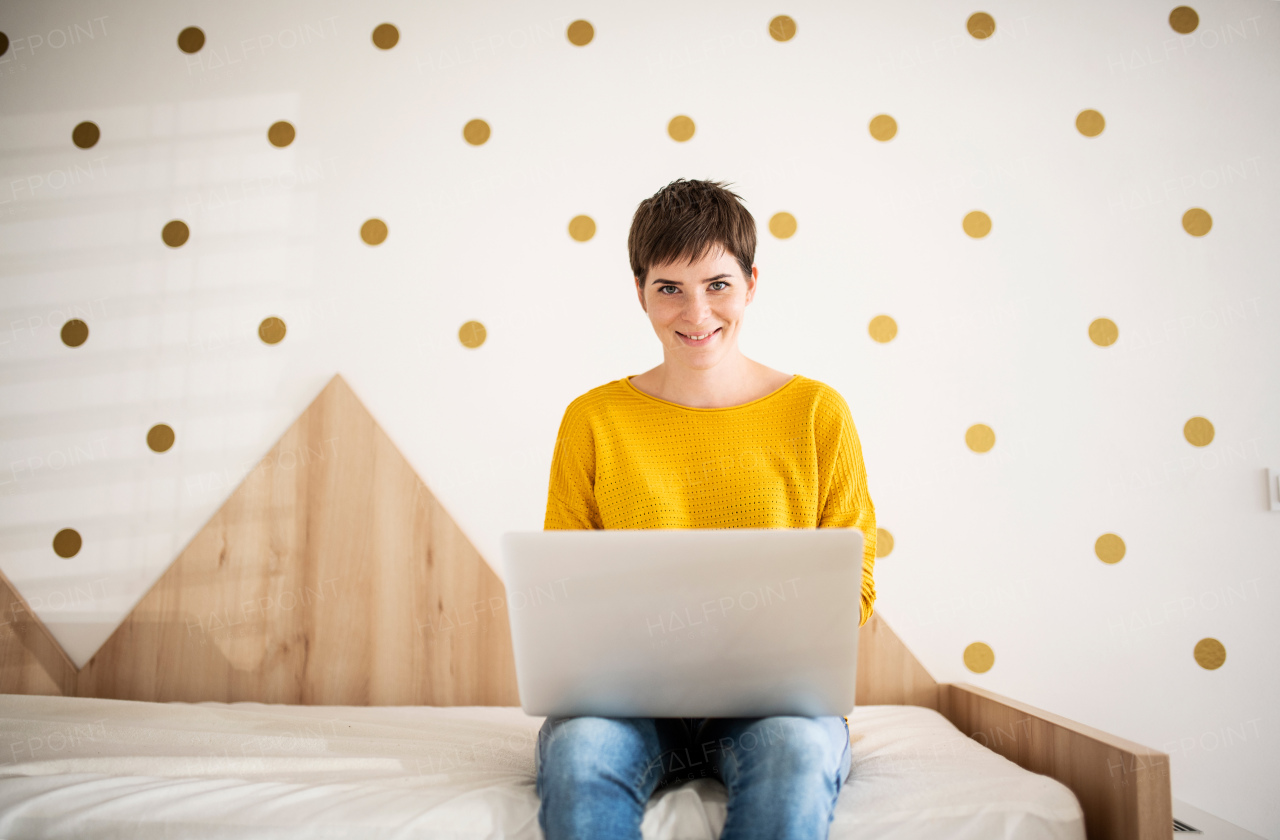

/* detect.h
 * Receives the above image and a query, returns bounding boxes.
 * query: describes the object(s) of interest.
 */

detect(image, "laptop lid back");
[500,528,862,718]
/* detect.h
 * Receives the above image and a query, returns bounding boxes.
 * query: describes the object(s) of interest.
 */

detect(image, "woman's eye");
[710,281,728,291]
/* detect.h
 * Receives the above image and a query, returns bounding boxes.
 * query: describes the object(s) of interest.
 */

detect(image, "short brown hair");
[628,179,757,287]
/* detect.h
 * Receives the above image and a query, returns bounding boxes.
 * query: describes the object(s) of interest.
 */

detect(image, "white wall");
[0,0,1276,834]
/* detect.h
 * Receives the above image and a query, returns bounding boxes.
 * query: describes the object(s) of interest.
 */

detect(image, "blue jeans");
[535,715,852,839]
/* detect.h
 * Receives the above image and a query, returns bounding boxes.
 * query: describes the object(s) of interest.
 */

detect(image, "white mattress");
[0,695,1084,840]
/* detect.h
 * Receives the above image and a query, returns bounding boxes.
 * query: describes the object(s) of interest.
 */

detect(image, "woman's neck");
[631,356,790,409]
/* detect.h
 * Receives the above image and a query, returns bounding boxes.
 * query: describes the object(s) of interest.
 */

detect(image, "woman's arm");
[544,400,603,530]
[817,395,877,627]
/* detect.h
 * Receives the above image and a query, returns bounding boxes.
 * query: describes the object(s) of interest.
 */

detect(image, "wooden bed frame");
[0,374,1170,840]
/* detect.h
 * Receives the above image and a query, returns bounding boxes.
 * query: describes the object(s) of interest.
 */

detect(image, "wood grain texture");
[856,611,938,708]
[938,682,1171,840]
[76,373,519,706]
[0,568,77,697]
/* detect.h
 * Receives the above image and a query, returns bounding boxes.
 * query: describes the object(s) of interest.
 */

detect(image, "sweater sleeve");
[816,392,877,627]
[544,399,603,530]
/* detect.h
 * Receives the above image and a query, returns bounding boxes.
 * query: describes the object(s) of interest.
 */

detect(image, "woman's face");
[635,245,758,371]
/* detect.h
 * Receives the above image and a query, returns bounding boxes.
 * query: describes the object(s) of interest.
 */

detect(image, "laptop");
[499,528,863,718]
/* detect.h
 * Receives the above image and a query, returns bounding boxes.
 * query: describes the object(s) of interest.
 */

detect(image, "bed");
[0,695,1084,840]
[0,375,1171,839]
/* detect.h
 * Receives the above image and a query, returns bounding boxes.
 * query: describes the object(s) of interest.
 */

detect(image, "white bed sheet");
[0,695,1084,840]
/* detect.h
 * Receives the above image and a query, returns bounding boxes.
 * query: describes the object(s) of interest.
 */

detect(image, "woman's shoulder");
[557,378,631,419]
[787,374,850,407]
[788,376,858,431]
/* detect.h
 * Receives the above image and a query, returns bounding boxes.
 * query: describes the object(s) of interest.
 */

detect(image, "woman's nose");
[683,294,711,320]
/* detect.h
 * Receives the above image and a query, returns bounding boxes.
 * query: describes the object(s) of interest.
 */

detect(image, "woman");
[536,179,877,839]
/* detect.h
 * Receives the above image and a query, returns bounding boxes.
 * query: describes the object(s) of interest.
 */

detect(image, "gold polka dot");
[966,423,995,453]
[0,33,9,59]
[463,119,491,146]
[567,20,594,46]
[267,121,295,148]
[967,12,996,39]
[361,218,388,246]
[668,115,696,142]
[72,121,100,149]
[61,319,89,347]
[259,316,286,344]
[868,315,897,343]
[1089,317,1119,347]
[964,642,995,673]
[177,26,204,54]
[1095,533,1126,564]
[459,320,487,349]
[1194,637,1225,670]
[162,220,189,248]
[372,23,399,50]
[147,424,175,453]
[869,114,897,141]
[963,210,991,238]
[568,215,596,242]
[876,528,894,558]
[53,528,81,558]
[1182,208,1212,236]
[1183,416,1214,447]
[769,15,797,42]
[1169,6,1199,34]
[1076,109,1105,137]
[769,212,797,239]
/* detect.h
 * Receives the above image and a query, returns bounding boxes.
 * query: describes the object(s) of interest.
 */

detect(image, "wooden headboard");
[0,373,1169,840]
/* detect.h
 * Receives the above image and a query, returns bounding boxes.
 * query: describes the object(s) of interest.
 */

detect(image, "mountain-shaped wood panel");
[74,374,520,705]
[858,611,938,708]
[0,568,78,697]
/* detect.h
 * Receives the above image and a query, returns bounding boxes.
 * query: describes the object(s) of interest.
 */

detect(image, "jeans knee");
[538,716,655,787]
[730,717,834,779]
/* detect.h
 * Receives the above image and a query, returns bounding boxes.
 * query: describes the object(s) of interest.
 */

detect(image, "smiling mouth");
[677,328,721,340]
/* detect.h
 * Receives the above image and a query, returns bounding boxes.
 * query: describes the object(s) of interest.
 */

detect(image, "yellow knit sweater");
[543,373,877,627]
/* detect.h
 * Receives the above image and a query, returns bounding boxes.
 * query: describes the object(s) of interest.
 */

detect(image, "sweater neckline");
[621,374,801,412]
